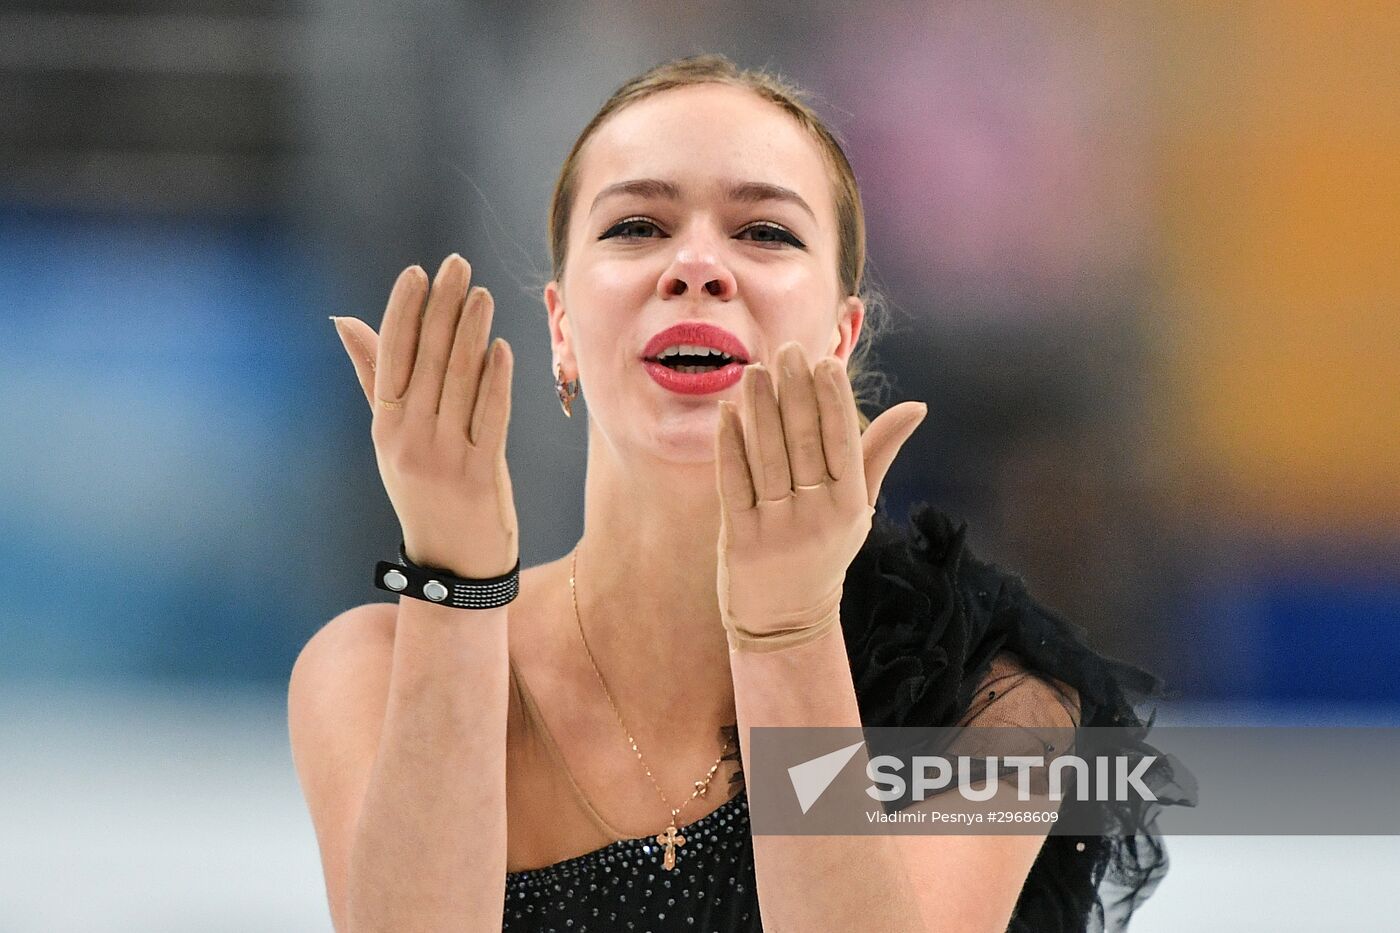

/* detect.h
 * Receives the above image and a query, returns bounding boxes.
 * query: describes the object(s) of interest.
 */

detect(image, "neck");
[568,421,737,742]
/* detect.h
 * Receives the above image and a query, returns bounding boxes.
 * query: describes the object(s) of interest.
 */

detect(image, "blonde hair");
[547,54,889,428]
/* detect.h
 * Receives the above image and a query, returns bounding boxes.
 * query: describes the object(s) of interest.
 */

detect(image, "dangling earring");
[554,363,580,418]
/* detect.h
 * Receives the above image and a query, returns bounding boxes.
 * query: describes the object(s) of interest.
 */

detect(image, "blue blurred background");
[2,1,1397,930]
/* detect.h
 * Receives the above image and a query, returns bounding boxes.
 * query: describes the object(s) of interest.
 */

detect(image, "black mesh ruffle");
[721,499,1193,931]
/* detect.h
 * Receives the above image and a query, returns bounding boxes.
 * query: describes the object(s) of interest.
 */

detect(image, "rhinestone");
[500,793,755,930]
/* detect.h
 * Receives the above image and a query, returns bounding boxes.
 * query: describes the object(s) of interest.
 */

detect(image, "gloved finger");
[860,401,928,508]
[439,286,493,433]
[468,337,514,453]
[406,254,471,416]
[775,341,827,488]
[742,363,790,502]
[716,399,756,513]
[376,264,428,410]
[813,356,852,484]
[332,316,380,413]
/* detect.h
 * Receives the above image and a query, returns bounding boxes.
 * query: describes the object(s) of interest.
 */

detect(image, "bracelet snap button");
[423,580,449,602]
[382,569,408,592]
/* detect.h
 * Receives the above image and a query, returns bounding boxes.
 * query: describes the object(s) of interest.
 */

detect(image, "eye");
[737,222,806,249]
[599,216,666,240]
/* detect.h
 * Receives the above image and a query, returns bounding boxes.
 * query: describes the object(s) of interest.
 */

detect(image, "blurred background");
[1,0,1396,929]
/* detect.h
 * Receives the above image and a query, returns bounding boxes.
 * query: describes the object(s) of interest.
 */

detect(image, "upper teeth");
[656,344,732,360]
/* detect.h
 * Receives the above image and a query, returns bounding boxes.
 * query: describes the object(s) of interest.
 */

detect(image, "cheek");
[744,265,836,345]
[563,259,656,364]
[566,252,660,325]
[584,256,659,300]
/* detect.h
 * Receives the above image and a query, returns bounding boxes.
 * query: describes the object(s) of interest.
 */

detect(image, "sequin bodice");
[503,791,760,932]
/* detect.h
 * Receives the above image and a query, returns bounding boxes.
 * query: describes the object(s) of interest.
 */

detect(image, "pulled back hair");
[547,54,890,428]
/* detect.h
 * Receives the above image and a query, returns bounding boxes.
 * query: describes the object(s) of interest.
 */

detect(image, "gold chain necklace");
[568,547,730,871]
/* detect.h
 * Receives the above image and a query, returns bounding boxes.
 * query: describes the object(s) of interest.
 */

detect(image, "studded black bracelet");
[373,541,519,609]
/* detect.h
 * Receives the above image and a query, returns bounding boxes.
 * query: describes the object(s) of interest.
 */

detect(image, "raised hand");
[332,254,518,579]
[714,340,927,648]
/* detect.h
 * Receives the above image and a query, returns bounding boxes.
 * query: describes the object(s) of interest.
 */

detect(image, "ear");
[544,280,577,378]
[826,294,865,363]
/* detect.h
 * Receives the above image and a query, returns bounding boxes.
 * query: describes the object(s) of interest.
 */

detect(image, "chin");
[643,415,723,467]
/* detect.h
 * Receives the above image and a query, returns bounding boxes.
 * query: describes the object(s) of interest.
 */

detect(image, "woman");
[292,55,1172,931]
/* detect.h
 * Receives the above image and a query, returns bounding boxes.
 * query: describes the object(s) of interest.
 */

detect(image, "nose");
[657,245,737,301]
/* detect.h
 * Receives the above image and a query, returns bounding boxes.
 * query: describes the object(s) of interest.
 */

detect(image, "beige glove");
[331,254,518,579]
[715,341,927,653]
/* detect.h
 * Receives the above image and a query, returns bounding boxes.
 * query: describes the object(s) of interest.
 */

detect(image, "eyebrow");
[588,178,817,223]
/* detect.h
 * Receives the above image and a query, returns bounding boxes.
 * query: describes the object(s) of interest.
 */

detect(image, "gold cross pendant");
[656,822,686,870]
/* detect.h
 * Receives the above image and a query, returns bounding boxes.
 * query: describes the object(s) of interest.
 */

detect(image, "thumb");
[859,401,928,507]
[331,316,380,412]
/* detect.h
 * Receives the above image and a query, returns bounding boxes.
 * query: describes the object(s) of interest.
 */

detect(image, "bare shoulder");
[286,562,553,813]
[284,602,394,739]
[285,602,404,932]
[287,602,398,745]
[284,599,394,773]
[292,602,396,678]
[288,572,561,928]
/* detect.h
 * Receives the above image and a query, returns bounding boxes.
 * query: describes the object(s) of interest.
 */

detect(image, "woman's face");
[546,83,863,465]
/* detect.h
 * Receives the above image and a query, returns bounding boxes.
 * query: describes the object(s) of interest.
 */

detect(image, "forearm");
[347,597,508,933]
[730,621,926,932]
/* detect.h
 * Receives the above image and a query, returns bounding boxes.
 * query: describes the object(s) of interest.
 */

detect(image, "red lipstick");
[641,322,751,396]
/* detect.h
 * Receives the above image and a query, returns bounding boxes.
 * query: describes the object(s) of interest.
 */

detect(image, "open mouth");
[644,348,745,373]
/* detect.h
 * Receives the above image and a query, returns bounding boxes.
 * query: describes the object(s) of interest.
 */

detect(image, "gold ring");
[376,396,404,410]
[794,482,826,490]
